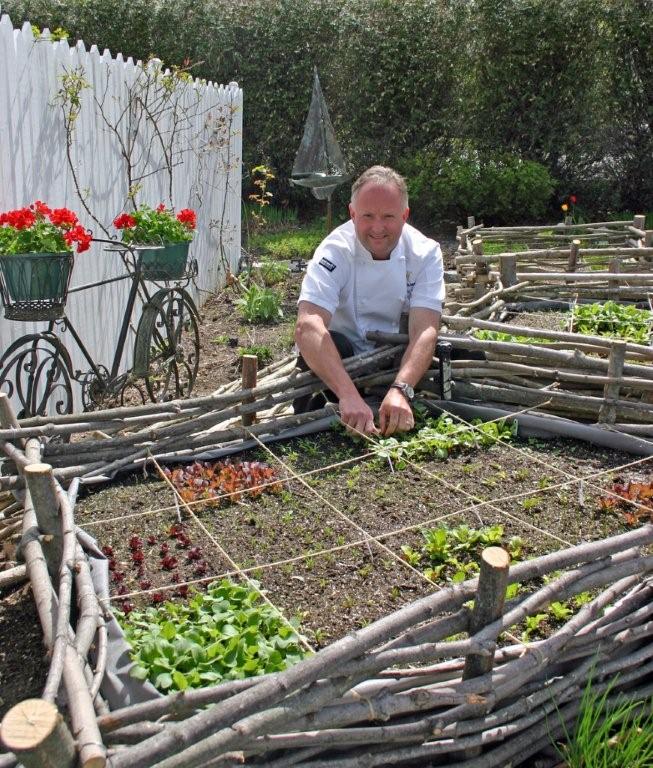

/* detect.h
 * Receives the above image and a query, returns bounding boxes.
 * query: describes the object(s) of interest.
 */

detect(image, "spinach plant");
[116,579,308,692]
[569,301,652,345]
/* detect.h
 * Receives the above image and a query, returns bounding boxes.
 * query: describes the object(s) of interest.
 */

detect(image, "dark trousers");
[293,331,355,414]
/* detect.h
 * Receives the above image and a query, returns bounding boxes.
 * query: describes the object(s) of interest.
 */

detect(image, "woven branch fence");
[451,215,653,312]
[0,427,652,767]
[2,259,653,765]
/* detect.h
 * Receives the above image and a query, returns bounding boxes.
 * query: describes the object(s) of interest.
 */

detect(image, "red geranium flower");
[113,213,137,229]
[32,201,52,216]
[4,208,36,230]
[569,195,577,205]
[49,207,78,228]
[176,209,197,229]
[156,203,167,213]
[63,224,93,253]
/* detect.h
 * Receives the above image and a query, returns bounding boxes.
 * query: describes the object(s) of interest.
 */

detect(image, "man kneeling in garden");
[294,166,444,437]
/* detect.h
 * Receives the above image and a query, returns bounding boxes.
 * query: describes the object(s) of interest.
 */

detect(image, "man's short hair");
[351,166,409,208]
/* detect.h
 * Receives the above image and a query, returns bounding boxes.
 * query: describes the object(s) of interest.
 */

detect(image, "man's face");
[349,182,409,260]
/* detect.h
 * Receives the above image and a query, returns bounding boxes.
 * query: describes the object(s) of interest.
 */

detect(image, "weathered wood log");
[456,246,653,265]
[441,315,653,359]
[0,563,27,589]
[23,464,62,580]
[0,699,76,768]
[20,483,106,766]
[453,379,653,423]
[240,355,258,427]
[598,341,626,424]
[42,487,77,703]
[513,270,653,282]
[450,359,653,391]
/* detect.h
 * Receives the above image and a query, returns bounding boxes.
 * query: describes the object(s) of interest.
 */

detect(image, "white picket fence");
[0,9,242,410]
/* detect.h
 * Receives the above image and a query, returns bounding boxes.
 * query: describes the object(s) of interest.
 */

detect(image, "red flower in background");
[113,213,137,229]
[176,209,197,229]
[569,195,577,205]
[156,203,167,213]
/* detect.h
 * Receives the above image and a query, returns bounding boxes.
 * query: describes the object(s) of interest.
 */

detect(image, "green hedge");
[4,0,651,224]
[400,142,556,226]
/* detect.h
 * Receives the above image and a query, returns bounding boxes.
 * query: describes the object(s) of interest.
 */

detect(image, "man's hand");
[379,387,414,436]
[339,392,378,436]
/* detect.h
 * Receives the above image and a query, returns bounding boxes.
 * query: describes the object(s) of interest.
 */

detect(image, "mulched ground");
[1,228,651,726]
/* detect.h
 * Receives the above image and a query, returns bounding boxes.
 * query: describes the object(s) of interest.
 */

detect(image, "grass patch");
[250,224,325,261]
[554,674,653,768]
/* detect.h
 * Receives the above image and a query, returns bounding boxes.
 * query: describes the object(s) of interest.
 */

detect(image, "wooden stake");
[608,257,620,289]
[463,547,510,682]
[499,254,517,287]
[462,546,510,759]
[472,239,489,299]
[0,699,76,768]
[241,355,258,427]
[23,463,62,580]
[599,341,627,424]
[566,239,580,272]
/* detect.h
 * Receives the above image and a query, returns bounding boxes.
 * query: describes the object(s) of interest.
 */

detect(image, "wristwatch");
[390,381,415,401]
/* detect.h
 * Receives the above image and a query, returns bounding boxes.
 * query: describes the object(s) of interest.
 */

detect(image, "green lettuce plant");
[116,579,308,692]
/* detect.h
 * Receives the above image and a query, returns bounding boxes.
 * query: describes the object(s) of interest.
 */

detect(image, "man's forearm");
[395,310,441,385]
[296,322,359,399]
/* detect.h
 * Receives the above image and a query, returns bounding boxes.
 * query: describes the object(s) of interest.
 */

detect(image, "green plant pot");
[0,251,74,320]
[140,242,190,280]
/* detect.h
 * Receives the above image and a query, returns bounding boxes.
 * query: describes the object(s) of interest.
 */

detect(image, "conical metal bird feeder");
[291,68,350,232]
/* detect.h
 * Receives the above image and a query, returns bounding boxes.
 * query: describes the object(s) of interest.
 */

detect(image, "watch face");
[393,382,414,400]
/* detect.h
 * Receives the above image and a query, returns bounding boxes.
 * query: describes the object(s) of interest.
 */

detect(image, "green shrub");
[238,344,273,367]
[373,413,515,467]
[236,283,283,323]
[473,330,550,345]
[258,259,289,286]
[117,580,308,692]
[401,142,556,226]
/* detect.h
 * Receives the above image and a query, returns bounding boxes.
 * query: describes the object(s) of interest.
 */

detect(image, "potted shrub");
[113,204,197,280]
[0,201,92,320]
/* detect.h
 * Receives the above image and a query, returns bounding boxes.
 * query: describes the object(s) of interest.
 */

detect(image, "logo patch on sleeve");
[319,257,336,272]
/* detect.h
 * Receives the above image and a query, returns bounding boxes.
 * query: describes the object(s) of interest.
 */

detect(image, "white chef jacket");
[298,220,444,354]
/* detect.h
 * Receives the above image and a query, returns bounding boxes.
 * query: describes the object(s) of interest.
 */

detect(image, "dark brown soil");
[0,585,49,720]
[73,429,644,650]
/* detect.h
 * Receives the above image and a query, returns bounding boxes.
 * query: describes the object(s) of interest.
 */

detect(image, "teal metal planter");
[140,242,190,281]
[0,251,74,321]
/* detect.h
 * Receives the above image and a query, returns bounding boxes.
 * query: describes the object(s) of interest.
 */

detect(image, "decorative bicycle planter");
[0,243,201,418]
[0,251,74,321]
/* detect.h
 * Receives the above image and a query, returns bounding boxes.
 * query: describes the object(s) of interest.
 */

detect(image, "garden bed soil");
[1,228,651,728]
[72,431,643,651]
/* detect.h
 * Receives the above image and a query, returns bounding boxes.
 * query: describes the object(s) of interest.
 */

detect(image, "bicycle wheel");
[134,288,200,402]
[0,332,74,418]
